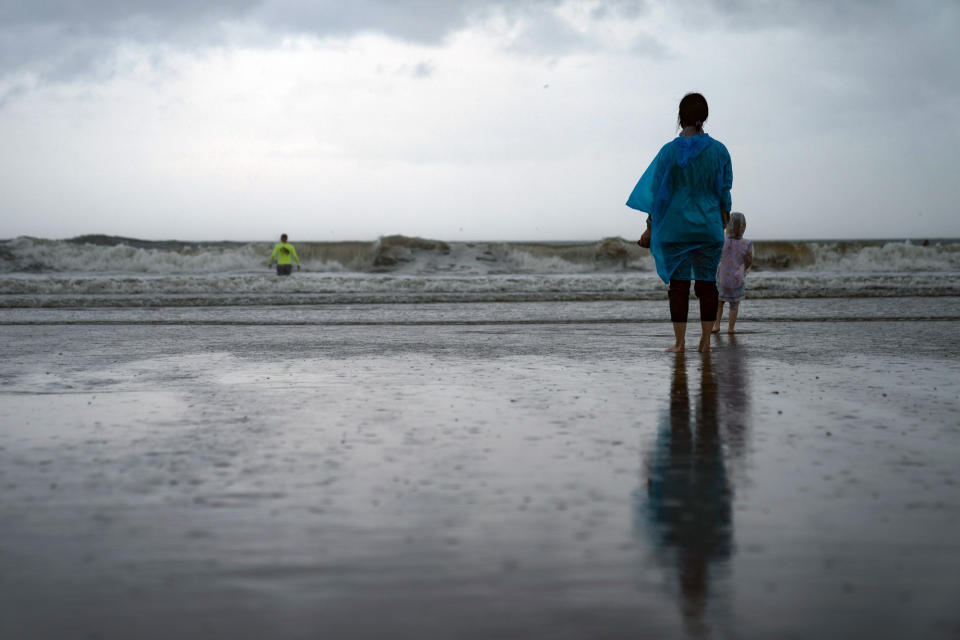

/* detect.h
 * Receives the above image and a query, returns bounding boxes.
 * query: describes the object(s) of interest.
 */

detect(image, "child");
[713,212,753,334]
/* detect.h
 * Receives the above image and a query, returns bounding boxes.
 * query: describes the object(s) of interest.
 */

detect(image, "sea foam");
[2,235,959,307]
[3,235,957,275]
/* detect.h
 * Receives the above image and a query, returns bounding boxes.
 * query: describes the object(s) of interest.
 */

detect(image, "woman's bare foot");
[711,324,720,334]
[668,322,686,353]
[697,336,711,353]
[698,321,712,353]
[727,326,736,334]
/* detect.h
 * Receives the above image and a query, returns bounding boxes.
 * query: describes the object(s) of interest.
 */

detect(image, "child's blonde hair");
[726,212,746,239]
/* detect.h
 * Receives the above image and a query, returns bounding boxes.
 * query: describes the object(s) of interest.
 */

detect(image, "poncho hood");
[726,211,746,239]
[674,133,713,168]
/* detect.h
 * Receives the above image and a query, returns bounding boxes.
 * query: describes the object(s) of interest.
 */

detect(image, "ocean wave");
[753,239,960,272]
[2,234,958,277]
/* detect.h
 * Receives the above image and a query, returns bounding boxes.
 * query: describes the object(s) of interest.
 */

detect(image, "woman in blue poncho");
[627,93,732,353]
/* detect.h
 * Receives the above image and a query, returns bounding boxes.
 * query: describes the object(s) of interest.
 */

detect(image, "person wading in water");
[268,233,301,276]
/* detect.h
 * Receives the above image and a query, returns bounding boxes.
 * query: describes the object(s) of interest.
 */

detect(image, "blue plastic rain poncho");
[626,134,732,283]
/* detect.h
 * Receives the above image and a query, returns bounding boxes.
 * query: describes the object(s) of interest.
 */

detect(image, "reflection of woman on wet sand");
[626,93,732,353]
[638,356,733,636]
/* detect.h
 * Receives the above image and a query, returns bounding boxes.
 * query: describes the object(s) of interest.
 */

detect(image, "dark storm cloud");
[0,1,658,81]
[251,0,495,44]
[679,0,906,30]
[0,0,956,97]
[690,0,960,120]
[0,1,492,77]
[0,1,258,26]
[0,1,258,82]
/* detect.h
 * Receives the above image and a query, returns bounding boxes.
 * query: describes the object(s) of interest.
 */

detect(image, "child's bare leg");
[727,304,740,333]
[713,302,724,333]
[667,322,686,352]
[698,321,712,353]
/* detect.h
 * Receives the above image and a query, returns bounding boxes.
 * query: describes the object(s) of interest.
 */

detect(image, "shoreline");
[6,233,960,244]
[1,296,958,321]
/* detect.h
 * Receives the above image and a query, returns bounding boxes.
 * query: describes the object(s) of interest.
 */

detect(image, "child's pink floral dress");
[716,237,752,303]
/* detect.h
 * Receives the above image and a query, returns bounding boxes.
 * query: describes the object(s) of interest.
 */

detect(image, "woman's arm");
[627,149,663,213]
[715,142,733,214]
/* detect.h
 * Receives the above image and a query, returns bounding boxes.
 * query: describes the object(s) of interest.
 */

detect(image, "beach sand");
[2,311,959,639]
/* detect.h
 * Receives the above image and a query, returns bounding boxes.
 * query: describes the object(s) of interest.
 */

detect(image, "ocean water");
[2,235,959,311]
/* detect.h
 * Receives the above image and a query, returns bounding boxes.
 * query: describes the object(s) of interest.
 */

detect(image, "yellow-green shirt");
[269,242,300,266]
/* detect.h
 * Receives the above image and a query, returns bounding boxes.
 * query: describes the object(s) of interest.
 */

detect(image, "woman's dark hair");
[678,92,708,130]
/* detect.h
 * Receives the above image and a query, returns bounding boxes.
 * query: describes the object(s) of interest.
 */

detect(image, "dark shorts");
[276,264,293,276]
[661,241,724,282]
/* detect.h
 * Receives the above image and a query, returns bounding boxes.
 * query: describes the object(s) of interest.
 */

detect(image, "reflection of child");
[713,212,753,334]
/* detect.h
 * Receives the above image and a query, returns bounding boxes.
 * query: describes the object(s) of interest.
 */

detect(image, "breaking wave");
[2,234,958,275]
[1,234,959,307]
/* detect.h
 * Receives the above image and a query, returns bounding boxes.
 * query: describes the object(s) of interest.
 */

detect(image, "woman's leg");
[668,280,690,352]
[694,280,718,353]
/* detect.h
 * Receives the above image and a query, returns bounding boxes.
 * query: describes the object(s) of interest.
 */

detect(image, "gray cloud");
[0,1,258,27]
[251,0,494,43]
[678,0,960,124]
[0,1,653,82]
[0,0,956,103]
[675,0,914,32]
[0,2,256,84]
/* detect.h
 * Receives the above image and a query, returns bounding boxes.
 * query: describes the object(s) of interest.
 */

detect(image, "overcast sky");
[1,0,958,241]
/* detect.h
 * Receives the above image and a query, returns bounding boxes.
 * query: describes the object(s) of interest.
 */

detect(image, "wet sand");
[1,312,959,639]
